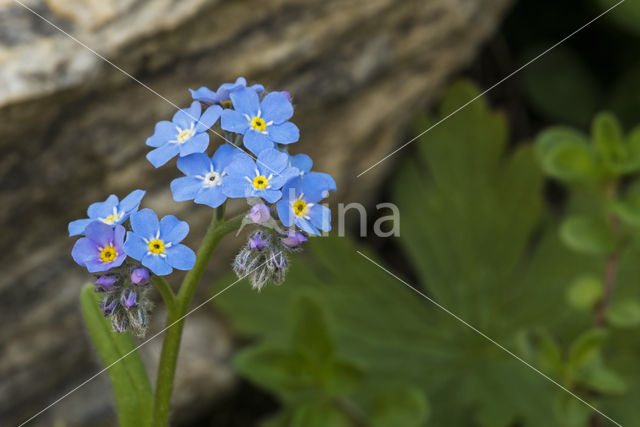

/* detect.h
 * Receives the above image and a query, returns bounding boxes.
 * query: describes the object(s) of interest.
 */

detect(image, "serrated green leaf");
[567,276,603,310]
[606,300,640,328]
[535,127,597,183]
[368,386,429,427]
[80,285,152,427]
[568,329,607,369]
[560,215,616,256]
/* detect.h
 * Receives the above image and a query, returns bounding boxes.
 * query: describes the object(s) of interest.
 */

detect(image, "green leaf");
[80,285,152,427]
[554,394,592,427]
[568,329,607,370]
[606,300,640,328]
[521,46,599,127]
[596,0,640,36]
[290,401,354,427]
[291,295,334,361]
[536,331,564,376]
[368,386,430,427]
[578,365,627,395]
[592,112,627,173]
[560,215,616,256]
[535,127,597,183]
[567,276,603,310]
[322,358,365,397]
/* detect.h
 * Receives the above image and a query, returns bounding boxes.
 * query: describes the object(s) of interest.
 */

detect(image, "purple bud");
[130,267,150,286]
[121,289,137,308]
[94,275,117,292]
[249,232,269,251]
[102,298,118,316]
[248,204,271,224]
[282,230,307,248]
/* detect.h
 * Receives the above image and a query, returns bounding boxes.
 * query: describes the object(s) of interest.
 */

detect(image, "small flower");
[102,298,118,316]
[130,267,150,286]
[224,148,299,203]
[276,176,331,236]
[146,101,223,168]
[190,77,264,107]
[281,230,307,248]
[68,190,146,236]
[121,289,137,308]
[124,209,196,276]
[72,222,127,272]
[288,153,337,198]
[170,144,240,208]
[94,275,118,292]
[249,231,270,251]
[248,203,271,224]
[221,88,299,155]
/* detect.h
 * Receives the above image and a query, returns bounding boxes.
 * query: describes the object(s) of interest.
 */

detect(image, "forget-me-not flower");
[223,148,299,203]
[124,209,196,276]
[72,221,127,272]
[68,190,145,236]
[221,88,299,155]
[170,144,240,208]
[288,153,337,198]
[190,77,264,107]
[276,175,331,236]
[146,101,222,167]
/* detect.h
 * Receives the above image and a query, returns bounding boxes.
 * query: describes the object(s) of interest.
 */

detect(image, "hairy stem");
[150,207,244,427]
[152,276,176,311]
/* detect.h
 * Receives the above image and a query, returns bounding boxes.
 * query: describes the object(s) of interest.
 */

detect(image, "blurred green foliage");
[212,81,640,426]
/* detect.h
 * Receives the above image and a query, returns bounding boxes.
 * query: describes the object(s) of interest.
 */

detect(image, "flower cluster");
[149,77,336,289]
[69,190,196,334]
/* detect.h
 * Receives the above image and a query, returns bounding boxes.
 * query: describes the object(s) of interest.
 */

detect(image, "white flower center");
[173,123,195,144]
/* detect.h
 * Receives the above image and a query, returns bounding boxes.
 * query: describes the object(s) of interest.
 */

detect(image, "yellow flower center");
[99,245,118,263]
[252,176,269,190]
[177,128,194,143]
[221,100,233,108]
[293,199,308,217]
[102,214,119,225]
[148,239,165,254]
[250,117,267,132]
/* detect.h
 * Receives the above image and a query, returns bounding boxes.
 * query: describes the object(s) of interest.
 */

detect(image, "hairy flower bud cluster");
[93,265,153,337]
[233,230,292,291]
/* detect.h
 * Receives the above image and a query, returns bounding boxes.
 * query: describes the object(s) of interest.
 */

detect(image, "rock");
[0,0,512,425]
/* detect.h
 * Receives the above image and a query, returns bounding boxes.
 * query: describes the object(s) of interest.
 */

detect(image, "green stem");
[150,208,244,427]
[152,276,176,311]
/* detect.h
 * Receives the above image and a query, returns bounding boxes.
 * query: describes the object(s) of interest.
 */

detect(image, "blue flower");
[68,190,146,236]
[124,209,196,276]
[72,221,127,272]
[223,148,299,203]
[288,153,337,198]
[221,88,299,155]
[146,101,222,168]
[170,144,240,208]
[276,175,331,236]
[190,77,264,107]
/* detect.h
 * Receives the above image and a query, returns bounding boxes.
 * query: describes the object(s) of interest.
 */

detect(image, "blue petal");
[119,189,146,214]
[196,105,222,132]
[72,237,95,266]
[165,244,196,270]
[85,221,114,247]
[221,109,250,133]
[212,144,241,171]
[68,218,93,236]
[113,224,126,247]
[269,166,299,190]
[222,179,252,199]
[308,204,331,232]
[257,148,288,174]
[142,254,173,276]
[230,88,259,116]
[124,232,148,260]
[244,131,273,155]
[147,121,177,147]
[268,122,299,144]
[87,194,119,219]
[249,83,264,93]
[302,174,331,203]
[296,217,320,235]
[276,200,294,226]
[173,101,201,129]
[130,208,159,238]
[171,176,202,201]
[260,92,293,123]
[194,187,227,208]
[179,132,209,157]
[225,153,257,178]
[289,153,312,172]
[259,189,282,204]
[308,172,337,192]
[147,143,180,168]
[177,153,212,176]
[190,87,219,104]
[159,215,189,244]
